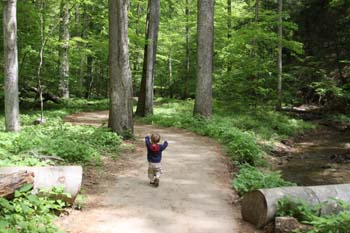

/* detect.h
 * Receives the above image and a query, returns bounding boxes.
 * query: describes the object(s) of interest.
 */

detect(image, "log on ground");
[241,184,350,228]
[0,171,35,199]
[0,166,82,203]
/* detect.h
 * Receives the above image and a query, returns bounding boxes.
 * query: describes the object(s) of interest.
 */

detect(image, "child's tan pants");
[148,162,162,182]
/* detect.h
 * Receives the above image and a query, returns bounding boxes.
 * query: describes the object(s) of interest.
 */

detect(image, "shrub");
[277,197,320,222]
[277,197,350,233]
[232,164,295,196]
[0,101,122,166]
[0,185,67,233]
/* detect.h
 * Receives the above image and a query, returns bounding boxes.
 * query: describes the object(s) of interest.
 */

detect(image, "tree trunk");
[227,0,232,72]
[242,184,350,228]
[3,0,20,132]
[135,0,160,117]
[78,7,88,98]
[85,55,94,98]
[255,0,260,21]
[276,0,283,110]
[0,171,34,199]
[58,0,70,99]
[168,51,173,98]
[227,0,232,39]
[194,0,214,117]
[183,0,190,99]
[108,0,134,135]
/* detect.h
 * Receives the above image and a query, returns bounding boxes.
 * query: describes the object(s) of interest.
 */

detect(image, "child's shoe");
[154,178,159,187]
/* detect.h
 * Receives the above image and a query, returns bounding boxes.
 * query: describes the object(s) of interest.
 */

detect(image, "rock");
[33,117,46,125]
[275,217,300,233]
[321,165,332,169]
[281,139,293,147]
[274,217,312,233]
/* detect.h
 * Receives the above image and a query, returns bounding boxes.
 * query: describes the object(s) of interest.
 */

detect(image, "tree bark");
[0,171,34,199]
[227,0,232,72]
[58,0,70,99]
[276,0,283,110]
[227,0,232,39]
[194,0,214,117]
[3,0,20,132]
[135,0,160,117]
[255,0,260,21]
[183,0,190,99]
[108,0,134,135]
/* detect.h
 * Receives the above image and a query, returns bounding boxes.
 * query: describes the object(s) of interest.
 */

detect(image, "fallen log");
[0,171,35,199]
[22,86,61,104]
[0,166,82,204]
[241,184,350,228]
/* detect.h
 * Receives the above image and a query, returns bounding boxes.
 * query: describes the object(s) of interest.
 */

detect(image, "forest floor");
[57,111,257,233]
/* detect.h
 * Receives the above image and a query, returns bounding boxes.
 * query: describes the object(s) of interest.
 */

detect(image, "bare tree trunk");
[136,0,160,117]
[3,0,20,132]
[194,0,214,117]
[227,0,232,72]
[58,0,70,99]
[277,0,283,110]
[227,0,232,39]
[108,0,134,135]
[255,0,260,21]
[182,0,190,99]
[78,7,88,97]
[168,51,173,98]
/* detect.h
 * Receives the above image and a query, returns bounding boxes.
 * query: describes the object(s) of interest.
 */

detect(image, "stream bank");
[273,116,350,186]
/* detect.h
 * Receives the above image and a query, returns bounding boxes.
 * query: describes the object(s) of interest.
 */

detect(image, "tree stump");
[0,171,35,199]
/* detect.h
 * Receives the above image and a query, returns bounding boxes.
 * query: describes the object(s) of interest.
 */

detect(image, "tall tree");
[183,0,190,99]
[58,0,70,99]
[135,0,161,117]
[3,0,20,132]
[108,0,134,135]
[194,0,214,117]
[277,0,283,110]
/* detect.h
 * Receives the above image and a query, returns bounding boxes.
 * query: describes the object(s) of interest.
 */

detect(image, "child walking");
[145,133,168,187]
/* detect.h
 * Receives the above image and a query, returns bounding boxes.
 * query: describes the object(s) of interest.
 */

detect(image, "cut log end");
[241,190,268,228]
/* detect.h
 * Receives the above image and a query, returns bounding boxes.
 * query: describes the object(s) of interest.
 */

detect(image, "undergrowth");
[0,184,69,233]
[277,197,350,233]
[232,164,295,196]
[0,98,120,166]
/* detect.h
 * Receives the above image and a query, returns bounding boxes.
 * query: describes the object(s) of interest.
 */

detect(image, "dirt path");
[58,111,254,233]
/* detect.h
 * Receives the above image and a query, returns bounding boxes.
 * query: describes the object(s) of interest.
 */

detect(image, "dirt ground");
[57,111,258,233]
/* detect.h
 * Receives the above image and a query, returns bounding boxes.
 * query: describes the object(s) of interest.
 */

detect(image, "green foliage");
[308,211,350,233]
[0,184,67,233]
[232,164,295,196]
[277,197,320,222]
[277,197,350,233]
[142,100,265,166]
[142,99,312,166]
[0,99,121,166]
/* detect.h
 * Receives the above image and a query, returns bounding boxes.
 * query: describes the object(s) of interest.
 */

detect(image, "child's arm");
[145,135,151,147]
[160,141,168,151]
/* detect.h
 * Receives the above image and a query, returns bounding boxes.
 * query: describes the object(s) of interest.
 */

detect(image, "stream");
[276,125,350,186]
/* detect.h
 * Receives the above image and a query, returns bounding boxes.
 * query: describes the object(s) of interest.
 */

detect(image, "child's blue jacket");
[145,136,168,163]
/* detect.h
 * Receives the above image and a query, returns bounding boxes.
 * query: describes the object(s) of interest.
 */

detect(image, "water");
[277,127,350,186]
